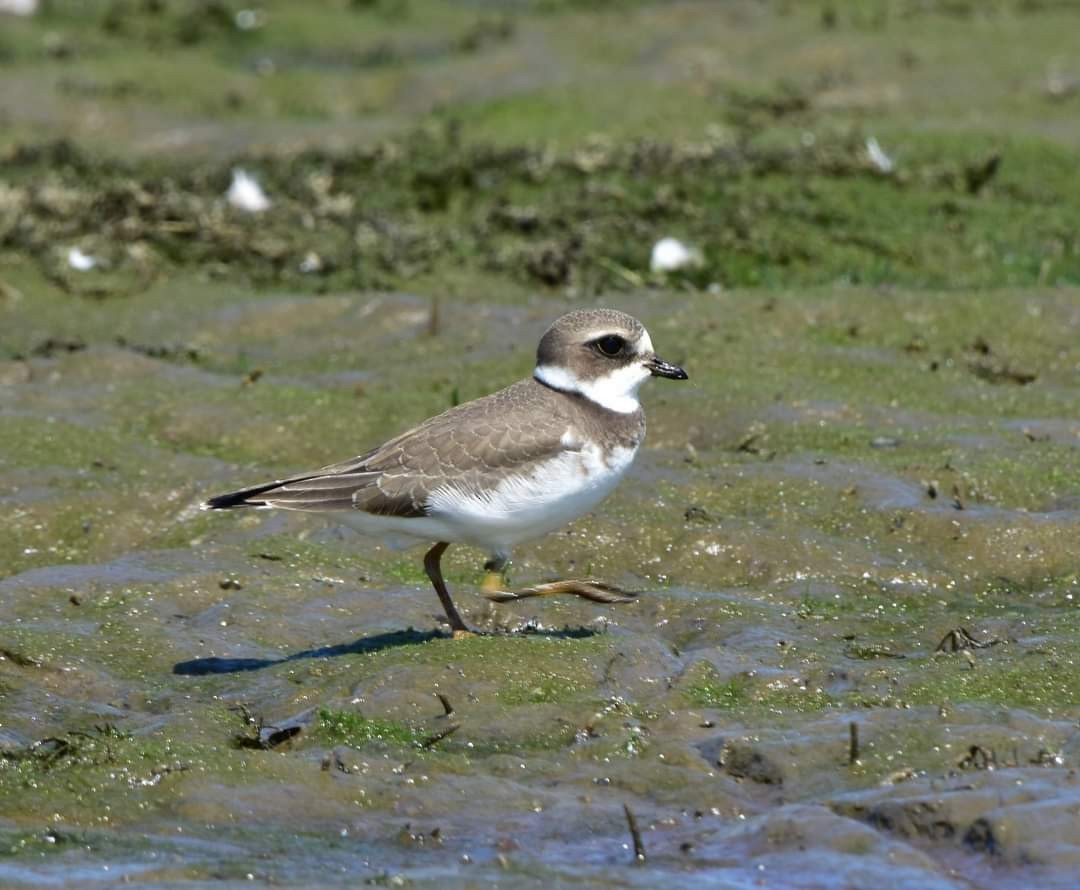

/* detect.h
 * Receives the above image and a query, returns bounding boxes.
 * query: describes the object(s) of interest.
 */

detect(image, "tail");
[203,479,295,510]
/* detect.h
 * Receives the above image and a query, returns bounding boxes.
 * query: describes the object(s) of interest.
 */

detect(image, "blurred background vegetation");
[1,0,1079,304]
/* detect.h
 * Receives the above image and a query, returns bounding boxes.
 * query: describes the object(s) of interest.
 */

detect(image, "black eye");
[594,335,625,357]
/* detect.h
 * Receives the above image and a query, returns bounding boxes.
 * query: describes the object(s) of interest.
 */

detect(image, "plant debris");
[935,628,1005,653]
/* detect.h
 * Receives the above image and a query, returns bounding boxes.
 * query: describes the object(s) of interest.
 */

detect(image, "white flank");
[334,441,636,554]
[67,247,97,271]
[535,363,650,414]
[227,168,271,213]
[650,237,702,274]
[425,441,638,554]
[334,511,450,552]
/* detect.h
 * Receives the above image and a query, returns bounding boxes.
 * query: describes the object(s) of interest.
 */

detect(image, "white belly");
[338,442,638,556]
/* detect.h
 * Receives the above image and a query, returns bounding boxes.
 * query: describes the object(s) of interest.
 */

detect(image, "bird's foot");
[483,579,636,605]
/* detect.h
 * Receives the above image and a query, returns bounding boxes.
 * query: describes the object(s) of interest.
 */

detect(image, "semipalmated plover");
[204,309,688,635]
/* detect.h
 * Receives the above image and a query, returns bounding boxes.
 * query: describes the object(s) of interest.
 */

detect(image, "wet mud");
[2,1,1080,887]
[2,280,1076,888]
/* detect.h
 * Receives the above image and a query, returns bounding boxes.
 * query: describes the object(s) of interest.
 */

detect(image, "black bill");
[646,355,689,380]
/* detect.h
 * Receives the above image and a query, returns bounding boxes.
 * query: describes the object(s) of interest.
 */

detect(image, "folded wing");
[203,380,573,519]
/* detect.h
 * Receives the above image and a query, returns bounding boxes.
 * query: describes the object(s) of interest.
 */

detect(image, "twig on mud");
[848,722,860,765]
[418,724,460,749]
[0,647,43,668]
[436,693,455,717]
[229,703,269,749]
[623,803,647,864]
[935,628,1003,653]
[230,703,303,750]
[958,744,997,770]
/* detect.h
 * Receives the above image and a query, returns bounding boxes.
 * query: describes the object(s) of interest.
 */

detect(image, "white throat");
[534,363,649,414]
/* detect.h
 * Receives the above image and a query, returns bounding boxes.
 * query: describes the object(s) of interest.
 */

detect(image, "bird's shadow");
[172,625,597,676]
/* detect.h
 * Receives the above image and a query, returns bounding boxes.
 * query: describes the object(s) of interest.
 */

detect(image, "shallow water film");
[2,2,1079,888]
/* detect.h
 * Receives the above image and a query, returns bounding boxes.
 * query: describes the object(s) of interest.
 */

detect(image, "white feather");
[650,237,702,273]
[866,137,894,174]
[67,247,97,271]
[227,168,272,213]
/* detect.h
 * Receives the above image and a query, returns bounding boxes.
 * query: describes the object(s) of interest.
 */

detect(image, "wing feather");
[203,379,576,519]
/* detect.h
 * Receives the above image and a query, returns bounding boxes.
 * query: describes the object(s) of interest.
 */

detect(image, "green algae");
[3,130,1078,299]
[315,708,420,748]
[498,671,589,706]
[686,669,748,711]
[0,725,214,825]
[905,643,1080,716]
[0,416,132,472]
[1,2,1080,885]
[686,663,836,716]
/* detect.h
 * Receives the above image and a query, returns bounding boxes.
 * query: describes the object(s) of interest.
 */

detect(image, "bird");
[203,308,688,637]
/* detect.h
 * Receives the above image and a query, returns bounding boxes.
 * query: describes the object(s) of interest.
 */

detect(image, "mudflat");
[1,2,1078,887]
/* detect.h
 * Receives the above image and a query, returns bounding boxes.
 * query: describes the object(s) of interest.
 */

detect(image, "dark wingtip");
[203,480,282,510]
